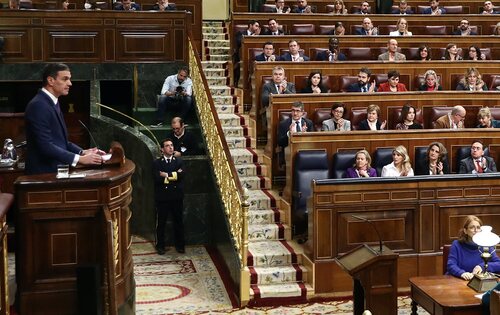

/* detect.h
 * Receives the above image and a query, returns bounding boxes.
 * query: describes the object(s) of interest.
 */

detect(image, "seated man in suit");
[315,37,347,61]
[482,0,498,14]
[452,19,478,35]
[273,0,291,13]
[434,105,466,129]
[355,18,379,35]
[280,39,310,61]
[292,0,313,13]
[261,18,284,36]
[114,0,141,10]
[255,42,280,61]
[459,140,497,173]
[378,39,407,61]
[423,0,446,14]
[392,0,414,14]
[234,20,261,86]
[348,67,377,92]
[261,66,296,108]
[355,1,370,14]
[278,101,313,149]
[152,0,176,10]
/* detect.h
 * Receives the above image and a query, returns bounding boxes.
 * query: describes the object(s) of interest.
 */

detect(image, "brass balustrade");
[188,39,250,305]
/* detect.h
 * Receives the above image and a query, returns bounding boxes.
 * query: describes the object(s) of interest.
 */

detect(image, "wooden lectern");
[336,244,399,315]
[15,155,135,315]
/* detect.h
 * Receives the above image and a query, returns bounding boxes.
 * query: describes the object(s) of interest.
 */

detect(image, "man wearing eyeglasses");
[459,140,497,173]
[434,105,466,129]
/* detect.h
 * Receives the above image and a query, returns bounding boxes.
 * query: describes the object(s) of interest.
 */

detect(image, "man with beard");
[452,19,478,35]
[152,66,193,127]
[348,68,377,92]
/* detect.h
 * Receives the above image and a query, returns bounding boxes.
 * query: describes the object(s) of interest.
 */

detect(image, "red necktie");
[476,160,483,173]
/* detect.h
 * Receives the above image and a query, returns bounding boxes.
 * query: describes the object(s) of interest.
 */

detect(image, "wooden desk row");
[233,0,489,14]
[307,171,500,294]
[0,7,201,63]
[241,36,500,92]
[231,13,500,54]
[267,92,500,179]
[252,61,500,134]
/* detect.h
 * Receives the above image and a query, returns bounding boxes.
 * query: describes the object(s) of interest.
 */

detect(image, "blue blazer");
[279,53,310,61]
[315,50,347,61]
[25,90,82,174]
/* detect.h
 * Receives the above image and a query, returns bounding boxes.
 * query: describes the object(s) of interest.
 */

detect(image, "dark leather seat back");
[443,244,451,274]
[488,75,500,90]
[414,146,428,175]
[313,108,331,131]
[378,25,397,35]
[373,148,394,176]
[404,47,420,60]
[339,75,358,92]
[332,151,357,179]
[350,107,367,130]
[311,48,327,61]
[319,25,336,35]
[490,107,500,120]
[430,107,451,129]
[260,3,276,12]
[346,47,373,61]
[293,150,329,236]
[291,24,316,35]
[444,5,463,13]
[425,25,447,35]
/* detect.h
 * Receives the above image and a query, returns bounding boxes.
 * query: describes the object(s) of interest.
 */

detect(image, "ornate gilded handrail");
[188,38,250,305]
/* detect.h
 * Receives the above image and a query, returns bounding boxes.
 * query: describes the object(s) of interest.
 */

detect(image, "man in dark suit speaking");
[25,63,104,175]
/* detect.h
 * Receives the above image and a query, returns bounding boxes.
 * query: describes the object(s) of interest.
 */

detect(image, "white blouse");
[381,162,414,177]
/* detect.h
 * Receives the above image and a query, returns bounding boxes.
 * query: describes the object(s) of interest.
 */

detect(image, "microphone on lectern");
[351,214,383,253]
[78,120,99,149]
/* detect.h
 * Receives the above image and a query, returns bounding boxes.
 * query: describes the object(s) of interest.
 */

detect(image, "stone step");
[248,240,301,267]
[205,54,231,62]
[222,126,247,137]
[249,283,311,300]
[246,189,276,210]
[248,209,283,225]
[249,265,308,285]
[240,175,271,190]
[204,39,230,48]
[202,68,228,77]
[225,136,254,149]
[230,148,262,165]
[248,223,289,241]
[201,60,227,69]
[202,33,229,41]
[215,104,238,114]
[218,113,245,126]
[202,21,226,28]
[206,76,229,86]
[202,26,227,34]
[205,46,231,55]
[210,86,233,96]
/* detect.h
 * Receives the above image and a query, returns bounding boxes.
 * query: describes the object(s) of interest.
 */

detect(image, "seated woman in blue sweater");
[447,215,500,280]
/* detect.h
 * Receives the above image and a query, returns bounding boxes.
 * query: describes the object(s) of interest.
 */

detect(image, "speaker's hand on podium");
[78,152,105,166]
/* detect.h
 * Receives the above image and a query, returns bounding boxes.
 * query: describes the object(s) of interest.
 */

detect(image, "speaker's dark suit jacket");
[459,156,498,174]
[278,117,313,148]
[153,156,184,201]
[25,90,82,175]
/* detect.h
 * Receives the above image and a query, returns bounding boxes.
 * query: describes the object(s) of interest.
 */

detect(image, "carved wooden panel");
[46,31,101,61]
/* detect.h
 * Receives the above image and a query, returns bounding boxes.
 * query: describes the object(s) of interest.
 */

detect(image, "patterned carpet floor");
[132,236,430,314]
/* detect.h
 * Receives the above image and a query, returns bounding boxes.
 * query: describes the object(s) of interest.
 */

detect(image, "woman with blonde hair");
[331,0,348,14]
[477,107,500,128]
[418,69,442,91]
[389,18,412,36]
[381,145,414,177]
[358,104,387,130]
[344,150,377,178]
[492,22,500,36]
[456,68,487,91]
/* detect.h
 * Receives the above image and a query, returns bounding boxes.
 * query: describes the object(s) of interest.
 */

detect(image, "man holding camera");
[152,66,193,127]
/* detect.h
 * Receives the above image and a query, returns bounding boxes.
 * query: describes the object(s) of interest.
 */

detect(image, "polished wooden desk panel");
[0,10,195,63]
[409,275,481,315]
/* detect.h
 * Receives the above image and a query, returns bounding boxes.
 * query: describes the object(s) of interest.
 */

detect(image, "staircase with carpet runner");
[202,21,313,306]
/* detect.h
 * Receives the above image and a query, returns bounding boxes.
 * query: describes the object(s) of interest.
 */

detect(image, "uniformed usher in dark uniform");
[153,154,185,252]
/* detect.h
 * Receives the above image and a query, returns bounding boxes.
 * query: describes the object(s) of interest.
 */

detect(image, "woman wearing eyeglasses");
[446,215,500,280]
[322,103,351,131]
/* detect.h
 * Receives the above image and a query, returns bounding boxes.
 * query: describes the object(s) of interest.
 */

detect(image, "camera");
[173,86,185,101]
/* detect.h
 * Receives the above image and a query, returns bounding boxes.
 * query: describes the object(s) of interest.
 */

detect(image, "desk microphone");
[78,120,99,149]
[351,214,383,253]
